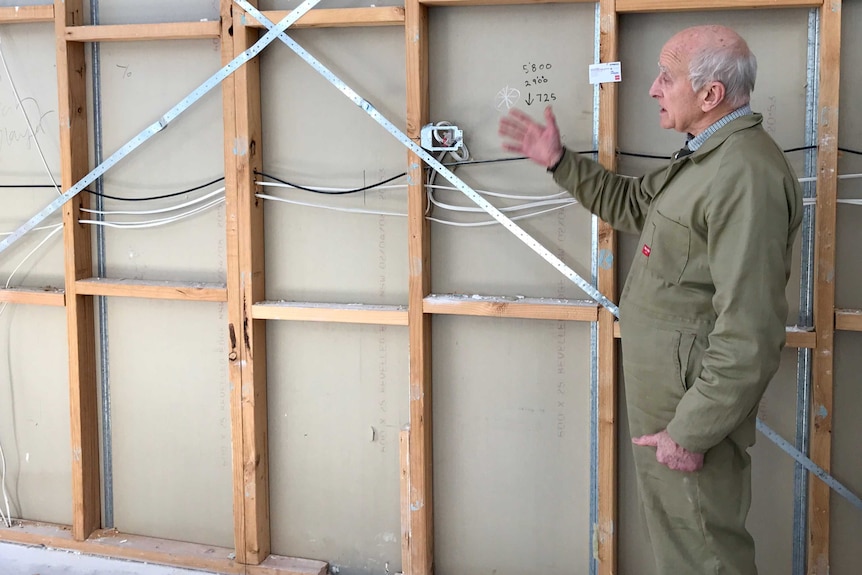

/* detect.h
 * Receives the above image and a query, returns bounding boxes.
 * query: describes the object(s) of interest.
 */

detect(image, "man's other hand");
[498,106,564,169]
[632,429,705,472]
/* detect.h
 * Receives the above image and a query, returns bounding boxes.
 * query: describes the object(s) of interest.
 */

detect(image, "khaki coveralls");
[552,114,802,574]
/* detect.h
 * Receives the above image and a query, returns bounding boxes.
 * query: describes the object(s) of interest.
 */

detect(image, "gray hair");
[689,44,757,108]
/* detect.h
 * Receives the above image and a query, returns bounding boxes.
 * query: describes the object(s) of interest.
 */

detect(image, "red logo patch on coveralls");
[642,244,651,257]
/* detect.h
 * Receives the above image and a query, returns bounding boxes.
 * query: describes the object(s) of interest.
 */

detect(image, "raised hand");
[498,106,564,169]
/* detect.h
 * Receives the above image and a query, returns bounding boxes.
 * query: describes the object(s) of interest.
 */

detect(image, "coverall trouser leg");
[622,319,757,575]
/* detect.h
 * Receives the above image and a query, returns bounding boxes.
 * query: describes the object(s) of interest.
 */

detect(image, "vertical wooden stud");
[597,1,618,574]
[404,0,433,573]
[222,0,271,564]
[809,1,840,573]
[55,0,101,541]
[400,428,413,575]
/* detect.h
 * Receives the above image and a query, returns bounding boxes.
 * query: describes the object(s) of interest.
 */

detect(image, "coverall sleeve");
[551,148,660,234]
[665,150,793,454]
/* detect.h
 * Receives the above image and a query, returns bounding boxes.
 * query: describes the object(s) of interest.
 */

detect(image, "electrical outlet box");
[420,123,464,152]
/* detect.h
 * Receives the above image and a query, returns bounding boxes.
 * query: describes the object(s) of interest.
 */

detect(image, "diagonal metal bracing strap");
[237,0,862,513]
[0,0,324,257]
[757,418,862,509]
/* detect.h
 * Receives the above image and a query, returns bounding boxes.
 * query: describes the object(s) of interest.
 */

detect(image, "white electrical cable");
[798,173,862,184]
[0,34,62,196]
[0,223,64,528]
[0,442,10,527]
[79,197,225,229]
[0,226,63,293]
[0,224,61,237]
[256,192,576,226]
[427,184,571,202]
[803,198,862,206]
[429,193,576,214]
[256,194,406,217]
[80,187,226,216]
[427,203,574,227]
[257,160,583,226]
[258,180,572,203]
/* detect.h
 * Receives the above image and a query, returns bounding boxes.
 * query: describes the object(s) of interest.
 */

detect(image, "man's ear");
[701,81,727,112]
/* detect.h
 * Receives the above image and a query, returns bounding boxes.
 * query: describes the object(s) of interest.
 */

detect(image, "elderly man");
[500,25,802,574]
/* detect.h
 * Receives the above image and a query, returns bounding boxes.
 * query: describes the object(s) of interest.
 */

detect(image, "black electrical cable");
[0,176,227,201]
[255,170,406,195]
[443,156,528,167]
[84,176,227,201]
[442,151,598,168]
[618,151,672,160]
[784,145,817,153]
[8,145,862,198]
[616,145,862,160]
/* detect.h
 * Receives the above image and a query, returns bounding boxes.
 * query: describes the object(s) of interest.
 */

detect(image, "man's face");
[648,38,704,134]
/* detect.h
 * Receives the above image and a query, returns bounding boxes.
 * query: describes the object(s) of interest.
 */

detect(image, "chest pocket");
[646,210,691,284]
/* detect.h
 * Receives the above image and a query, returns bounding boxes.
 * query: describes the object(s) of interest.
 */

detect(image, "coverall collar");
[685,113,764,163]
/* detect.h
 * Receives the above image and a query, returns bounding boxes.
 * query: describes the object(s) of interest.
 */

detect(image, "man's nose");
[648,78,660,98]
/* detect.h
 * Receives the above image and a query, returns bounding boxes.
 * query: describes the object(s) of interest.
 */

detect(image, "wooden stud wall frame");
[0,1,853,574]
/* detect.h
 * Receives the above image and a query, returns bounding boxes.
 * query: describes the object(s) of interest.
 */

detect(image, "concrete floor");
[0,541,217,575]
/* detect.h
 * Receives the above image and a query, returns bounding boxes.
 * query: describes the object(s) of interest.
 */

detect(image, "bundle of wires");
[255,131,584,227]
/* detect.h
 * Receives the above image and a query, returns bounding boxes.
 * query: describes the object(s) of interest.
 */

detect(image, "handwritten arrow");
[525,93,534,106]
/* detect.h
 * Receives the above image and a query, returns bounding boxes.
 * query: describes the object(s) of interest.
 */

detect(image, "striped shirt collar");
[684,104,752,152]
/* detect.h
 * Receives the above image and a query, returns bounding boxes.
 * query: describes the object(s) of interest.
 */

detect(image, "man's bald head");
[669,25,757,108]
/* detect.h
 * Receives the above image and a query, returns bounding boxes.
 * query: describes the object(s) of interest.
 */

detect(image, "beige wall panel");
[0,306,70,525]
[0,20,69,528]
[261,27,408,306]
[834,5,862,567]
[832,332,862,575]
[93,1,220,26]
[432,316,591,574]
[748,348,799,575]
[835,179,862,309]
[428,4,596,300]
[266,322,409,575]
[0,23,64,287]
[836,0,862,310]
[615,376,654,574]
[108,299,233,547]
[95,40,225,283]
